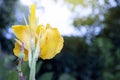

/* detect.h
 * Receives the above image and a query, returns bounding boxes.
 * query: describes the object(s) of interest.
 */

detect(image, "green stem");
[16,59,26,80]
[29,59,36,80]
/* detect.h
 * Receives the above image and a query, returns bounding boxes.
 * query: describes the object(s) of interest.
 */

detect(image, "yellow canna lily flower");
[12,4,64,61]
[40,24,64,59]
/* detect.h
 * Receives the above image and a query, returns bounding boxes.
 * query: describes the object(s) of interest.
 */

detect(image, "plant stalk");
[16,59,26,80]
[29,59,36,80]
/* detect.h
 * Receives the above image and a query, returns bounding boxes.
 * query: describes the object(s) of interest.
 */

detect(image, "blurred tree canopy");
[0,0,17,53]
[0,0,120,80]
[63,0,120,80]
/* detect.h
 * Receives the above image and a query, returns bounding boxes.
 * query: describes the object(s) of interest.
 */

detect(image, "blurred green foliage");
[0,0,17,54]
[0,0,120,80]
[65,0,85,6]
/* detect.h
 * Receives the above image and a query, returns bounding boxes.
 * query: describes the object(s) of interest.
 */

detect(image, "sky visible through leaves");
[20,0,87,36]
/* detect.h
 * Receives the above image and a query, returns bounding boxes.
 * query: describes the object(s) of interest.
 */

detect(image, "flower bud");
[18,52,25,59]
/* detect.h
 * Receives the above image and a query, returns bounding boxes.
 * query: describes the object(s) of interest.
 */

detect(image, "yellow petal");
[55,36,64,53]
[13,42,28,61]
[40,26,64,59]
[29,4,36,29]
[34,25,45,47]
[36,25,45,37]
[12,25,30,50]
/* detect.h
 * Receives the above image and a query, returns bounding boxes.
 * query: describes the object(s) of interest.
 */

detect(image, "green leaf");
[59,73,75,80]
[38,72,53,80]
[36,62,42,74]
[7,71,19,80]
